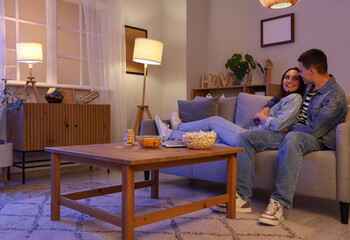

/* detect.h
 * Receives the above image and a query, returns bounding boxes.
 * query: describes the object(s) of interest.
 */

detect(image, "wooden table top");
[45,143,244,166]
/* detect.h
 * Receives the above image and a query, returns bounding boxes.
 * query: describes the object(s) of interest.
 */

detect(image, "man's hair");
[298,49,328,74]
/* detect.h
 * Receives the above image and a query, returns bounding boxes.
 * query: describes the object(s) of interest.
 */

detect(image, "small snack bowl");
[136,135,164,148]
[182,131,217,150]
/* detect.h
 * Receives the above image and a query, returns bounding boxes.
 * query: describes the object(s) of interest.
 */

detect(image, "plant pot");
[240,73,252,85]
[232,77,241,85]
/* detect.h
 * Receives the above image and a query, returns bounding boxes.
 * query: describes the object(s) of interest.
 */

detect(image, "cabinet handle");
[74,124,78,127]
[65,124,69,127]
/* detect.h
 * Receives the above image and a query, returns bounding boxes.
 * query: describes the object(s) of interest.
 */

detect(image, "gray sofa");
[141,92,350,224]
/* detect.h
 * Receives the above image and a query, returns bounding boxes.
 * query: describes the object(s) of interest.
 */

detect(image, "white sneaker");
[170,110,182,129]
[211,193,252,213]
[155,115,171,140]
[258,198,284,226]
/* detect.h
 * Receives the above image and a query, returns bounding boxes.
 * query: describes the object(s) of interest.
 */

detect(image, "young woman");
[155,67,306,147]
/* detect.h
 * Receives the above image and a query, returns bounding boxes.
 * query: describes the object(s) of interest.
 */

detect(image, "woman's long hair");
[274,67,306,104]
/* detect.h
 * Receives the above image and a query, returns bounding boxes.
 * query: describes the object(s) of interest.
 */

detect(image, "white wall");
[197,0,350,94]
[186,0,209,100]
[123,0,163,126]
[161,0,187,117]
[123,0,186,123]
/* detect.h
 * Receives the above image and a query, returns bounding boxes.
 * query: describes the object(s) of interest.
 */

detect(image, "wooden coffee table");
[46,143,244,240]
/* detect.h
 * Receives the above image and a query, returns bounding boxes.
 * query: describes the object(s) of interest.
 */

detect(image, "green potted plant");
[225,53,264,84]
[0,78,29,112]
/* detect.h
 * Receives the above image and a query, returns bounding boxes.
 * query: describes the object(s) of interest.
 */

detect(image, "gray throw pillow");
[178,96,219,122]
[194,96,237,122]
[218,97,237,122]
[234,92,272,129]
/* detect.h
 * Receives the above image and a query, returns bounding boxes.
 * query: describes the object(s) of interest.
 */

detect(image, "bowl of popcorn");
[136,135,164,148]
[182,131,217,150]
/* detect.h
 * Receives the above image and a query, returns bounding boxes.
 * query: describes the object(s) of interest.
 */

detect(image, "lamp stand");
[21,64,41,103]
[133,64,153,135]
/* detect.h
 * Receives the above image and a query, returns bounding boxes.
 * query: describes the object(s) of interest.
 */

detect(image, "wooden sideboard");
[7,103,111,151]
[7,103,111,183]
[192,83,280,99]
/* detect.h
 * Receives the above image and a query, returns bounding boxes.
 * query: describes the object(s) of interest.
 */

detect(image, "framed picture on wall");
[261,13,295,48]
[125,25,148,75]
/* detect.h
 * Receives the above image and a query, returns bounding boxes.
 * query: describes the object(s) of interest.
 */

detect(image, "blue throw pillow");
[178,96,219,122]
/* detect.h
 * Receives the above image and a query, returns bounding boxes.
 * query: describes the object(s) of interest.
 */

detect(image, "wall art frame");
[125,25,148,75]
[261,13,295,48]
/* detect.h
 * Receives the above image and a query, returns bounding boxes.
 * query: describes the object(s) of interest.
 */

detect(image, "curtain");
[0,0,6,140]
[82,0,126,142]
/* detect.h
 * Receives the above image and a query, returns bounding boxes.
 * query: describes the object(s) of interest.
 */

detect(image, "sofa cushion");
[235,92,271,129]
[218,97,237,122]
[194,96,237,122]
[178,96,219,123]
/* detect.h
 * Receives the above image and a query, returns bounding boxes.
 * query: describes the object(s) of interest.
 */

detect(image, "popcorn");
[182,131,216,150]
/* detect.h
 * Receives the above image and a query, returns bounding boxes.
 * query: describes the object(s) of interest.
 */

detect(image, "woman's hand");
[253,107,270,125]
[254,112,269,124]
[258,107,270,116]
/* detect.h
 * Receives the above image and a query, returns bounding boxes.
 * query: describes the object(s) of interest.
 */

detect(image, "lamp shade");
[16,42,43,63]
[259,0,300,9]
[133,38,163,65]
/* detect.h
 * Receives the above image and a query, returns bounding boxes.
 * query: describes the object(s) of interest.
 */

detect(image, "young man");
[234,49,348,226]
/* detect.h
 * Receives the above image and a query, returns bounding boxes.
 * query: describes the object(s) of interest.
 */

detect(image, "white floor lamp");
[132,38,163,135]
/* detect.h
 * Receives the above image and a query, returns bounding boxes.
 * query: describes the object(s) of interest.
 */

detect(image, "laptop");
[162,140,186,148]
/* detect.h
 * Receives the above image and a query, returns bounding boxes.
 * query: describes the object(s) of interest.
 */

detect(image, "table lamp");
[132,38,163,135]
[16,42,43,103]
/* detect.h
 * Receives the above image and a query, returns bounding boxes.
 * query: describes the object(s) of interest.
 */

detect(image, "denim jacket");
[265,94,279,109]
[289,76,348,150]
[262,93,302,132]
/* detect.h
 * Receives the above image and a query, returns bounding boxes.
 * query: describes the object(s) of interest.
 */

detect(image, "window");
[4,0,47,84]
[57,0,89,87]
[4,0,91,89]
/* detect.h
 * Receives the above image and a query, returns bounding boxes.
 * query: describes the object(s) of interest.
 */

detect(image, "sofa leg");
[339,202,349,224]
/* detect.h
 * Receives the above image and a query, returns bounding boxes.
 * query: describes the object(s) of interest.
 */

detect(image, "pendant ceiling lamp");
[259,0,300,9]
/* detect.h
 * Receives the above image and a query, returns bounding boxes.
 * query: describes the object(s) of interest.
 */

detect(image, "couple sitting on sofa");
[154,49,349,226]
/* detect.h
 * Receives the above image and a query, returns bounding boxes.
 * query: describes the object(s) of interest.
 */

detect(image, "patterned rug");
[0,183,316,240]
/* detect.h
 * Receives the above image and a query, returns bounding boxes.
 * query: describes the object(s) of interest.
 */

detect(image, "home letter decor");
[218,72,234,87]
[201,74,210,88]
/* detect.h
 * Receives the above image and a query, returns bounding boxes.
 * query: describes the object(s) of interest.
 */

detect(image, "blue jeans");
[236,130,328,208]
[171,116,246,146]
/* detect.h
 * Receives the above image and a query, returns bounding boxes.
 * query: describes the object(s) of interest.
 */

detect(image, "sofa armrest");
[140,119,170,136]
[336,121,350,202]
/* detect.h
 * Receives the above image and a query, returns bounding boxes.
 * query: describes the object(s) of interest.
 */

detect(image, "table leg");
[2,167,8,186]
[22,151,26,184]
[226,154,237,219]
[151,169,159,199]
[122,165,135,240]
[51,153,61,220]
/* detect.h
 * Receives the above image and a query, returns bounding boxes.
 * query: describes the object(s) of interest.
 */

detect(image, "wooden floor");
[3,167,350,240]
